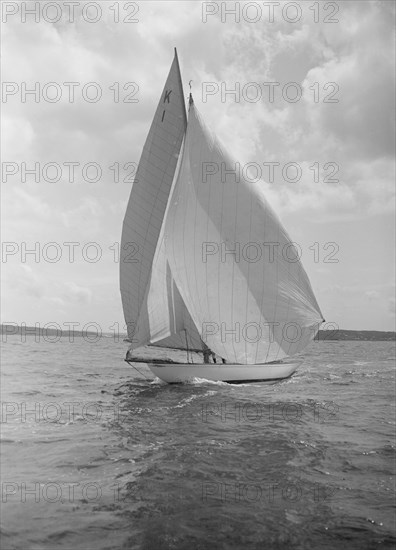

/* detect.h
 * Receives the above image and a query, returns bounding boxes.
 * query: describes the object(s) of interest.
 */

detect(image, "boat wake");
[185,377,229,386]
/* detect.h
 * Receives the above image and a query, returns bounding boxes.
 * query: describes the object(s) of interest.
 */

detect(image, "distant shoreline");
[1,325,395,342]
[316,329,395,341]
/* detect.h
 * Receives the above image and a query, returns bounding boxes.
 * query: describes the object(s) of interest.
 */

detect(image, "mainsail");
[120,49,187,346]
[120,49,203,351]
[163,103,324,364]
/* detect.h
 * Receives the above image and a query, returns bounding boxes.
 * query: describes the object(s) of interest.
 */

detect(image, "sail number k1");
[162,89,172,122]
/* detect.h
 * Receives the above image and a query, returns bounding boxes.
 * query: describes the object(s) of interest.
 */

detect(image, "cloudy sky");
[2,0,395,332]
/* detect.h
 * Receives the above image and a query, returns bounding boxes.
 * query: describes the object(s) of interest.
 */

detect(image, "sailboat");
[120,49,324,383]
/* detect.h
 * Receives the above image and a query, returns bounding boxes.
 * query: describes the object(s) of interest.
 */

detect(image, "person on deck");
[202,347,211,363]
[202,342,216,363]
[202,342,227,364]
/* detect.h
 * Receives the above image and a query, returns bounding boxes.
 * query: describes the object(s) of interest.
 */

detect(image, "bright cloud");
[1,0,395,330]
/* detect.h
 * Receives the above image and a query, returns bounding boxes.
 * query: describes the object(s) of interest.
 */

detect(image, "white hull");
[148,361,301,384]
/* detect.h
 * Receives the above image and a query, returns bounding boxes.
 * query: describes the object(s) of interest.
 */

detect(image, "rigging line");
[124,359,152,381]
[186,328,194,363]
[183,329,190,363]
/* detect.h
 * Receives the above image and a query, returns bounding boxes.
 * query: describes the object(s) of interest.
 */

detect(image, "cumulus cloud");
[62,281,92,305]
[187,1,395,222]
[2,0,394,330]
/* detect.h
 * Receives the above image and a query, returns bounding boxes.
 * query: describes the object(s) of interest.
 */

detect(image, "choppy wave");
[2,338,395,549]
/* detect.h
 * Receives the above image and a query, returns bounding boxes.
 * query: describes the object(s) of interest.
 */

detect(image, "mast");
[174,47,187,122]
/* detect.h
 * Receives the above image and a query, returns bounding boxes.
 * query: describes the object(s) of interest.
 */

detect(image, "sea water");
[1,336,395,549]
